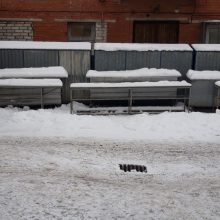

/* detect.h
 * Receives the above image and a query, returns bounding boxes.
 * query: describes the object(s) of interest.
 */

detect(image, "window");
[204,23,220,43]
[68,22,96,42]
[133,21,179,43]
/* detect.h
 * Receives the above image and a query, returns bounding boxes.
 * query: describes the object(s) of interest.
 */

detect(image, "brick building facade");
[0,0,220,43]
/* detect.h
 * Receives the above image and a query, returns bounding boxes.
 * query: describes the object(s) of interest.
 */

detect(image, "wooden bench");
[215,81,220,110]
[0,79,63,108]
[0,67,68,107]
[70,81,191,114]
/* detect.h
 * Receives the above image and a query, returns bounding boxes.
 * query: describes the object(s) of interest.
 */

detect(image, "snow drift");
[0,105,220,143]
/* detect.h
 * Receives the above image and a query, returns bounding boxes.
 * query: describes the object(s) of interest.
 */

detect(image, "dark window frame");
[133,20,179,44]
[68,22,96,42]
[203,22,220,44]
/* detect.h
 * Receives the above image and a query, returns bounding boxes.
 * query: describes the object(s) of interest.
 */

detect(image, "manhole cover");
[119,164,147,173]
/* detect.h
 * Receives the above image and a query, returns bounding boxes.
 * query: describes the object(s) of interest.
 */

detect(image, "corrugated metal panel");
[70,50,91,100]
[95,51,126,71]
[59,50,91,102]
[126,51,160,70]
[90,87,177,100]
[92,51,178,100]
[59,51,72,103]
[71,51,91,83]
[59,51,72,75]
[90,76,178,83]
[0,88,61,107]
[194,52,220,71]
[189,80,217,107]
[160,51,193,79]
[24,50,59,67]
[90,76,178,100]
[0,48,90,105]
[0,49,23,68]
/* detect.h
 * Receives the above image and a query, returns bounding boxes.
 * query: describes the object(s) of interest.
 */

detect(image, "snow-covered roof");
[187,70,220,80]
[192,44,220,52]
[86,68,181,78]
[0,41,91,50]
[0,79,63,87]
[71,81,191,88]
[95,43,192,52]
[215,81,220,87]
[0,66,68,78]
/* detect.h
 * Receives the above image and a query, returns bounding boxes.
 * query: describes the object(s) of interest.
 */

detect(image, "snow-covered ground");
[0,105,220,143]
[0,137,219,219]
[0,106,220,219]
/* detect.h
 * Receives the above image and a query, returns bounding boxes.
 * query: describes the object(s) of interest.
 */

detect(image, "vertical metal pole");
[188,87,191,112]
[217,88,220,110]
[212,86,217,112]
[183,88,186,112]
[40,88,44,109]
[128,89,133,114]
[70,88,73,114]
[175,86,178,111]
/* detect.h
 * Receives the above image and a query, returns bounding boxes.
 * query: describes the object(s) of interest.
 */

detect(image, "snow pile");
[0,66,68,79]
[215,81,220,87]
[192,44,220,51]
[0,41,91,50]
[0,105,220,143]
[95,43,192,51]
[187,70,220,80]
[71,81,191,88]
[86,68,181,78]
[0,79,63,87]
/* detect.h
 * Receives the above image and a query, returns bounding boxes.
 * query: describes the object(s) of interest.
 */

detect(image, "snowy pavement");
[0,137,219,220]
[0,106,220,219]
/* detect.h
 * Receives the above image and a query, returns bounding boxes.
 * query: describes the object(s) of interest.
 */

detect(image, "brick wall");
[33,22,67,41]
[179,23,203,44]
[0,0,220,43]
[0,21,33,41]
[96,22,107,42]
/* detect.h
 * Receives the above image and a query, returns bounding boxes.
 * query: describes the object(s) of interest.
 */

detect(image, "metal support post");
[183,88,186,112]
[70,89,73,114]
[128,89,133,114]
[188,87,192,112]
[217,88,220,110]
[40,88,44,109]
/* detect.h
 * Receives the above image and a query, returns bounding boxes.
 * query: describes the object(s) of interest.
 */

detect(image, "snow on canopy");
[71,81,191,88]
[215,81,220,87]
[0,79,63,87]
[95,43,192,51]
[0,66,68,78]
[86,68,181,78]
[192,44,220,51]
[0,41,91,50]
[187,70,220,80]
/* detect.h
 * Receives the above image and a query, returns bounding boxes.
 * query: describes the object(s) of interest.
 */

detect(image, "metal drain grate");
[119,164,147,173]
